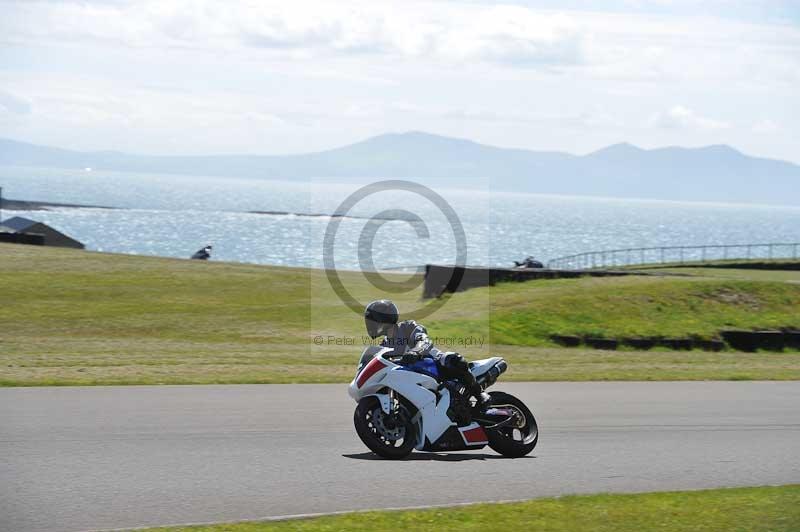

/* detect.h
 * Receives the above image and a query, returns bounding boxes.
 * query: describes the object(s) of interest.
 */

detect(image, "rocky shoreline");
[0,198,411,222]
[248,210,414,221]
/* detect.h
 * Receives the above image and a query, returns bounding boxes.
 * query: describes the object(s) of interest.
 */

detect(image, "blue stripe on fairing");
[398,357,440,379]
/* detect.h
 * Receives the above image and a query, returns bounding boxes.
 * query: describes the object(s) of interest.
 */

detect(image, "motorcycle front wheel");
[485,391,538,458]
[353,396,416,459]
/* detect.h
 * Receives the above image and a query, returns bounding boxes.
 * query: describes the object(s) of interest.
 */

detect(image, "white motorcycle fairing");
[348,347,488,450]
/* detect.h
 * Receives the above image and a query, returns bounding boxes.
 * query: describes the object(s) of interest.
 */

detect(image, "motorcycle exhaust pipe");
[479,359,507,388]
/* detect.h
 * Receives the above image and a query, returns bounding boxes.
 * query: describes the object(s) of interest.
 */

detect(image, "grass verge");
[2,244,799,385]
[148,485,800,531]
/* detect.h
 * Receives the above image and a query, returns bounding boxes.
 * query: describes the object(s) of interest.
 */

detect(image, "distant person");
[513,255,543,269]
[191,245,212,260]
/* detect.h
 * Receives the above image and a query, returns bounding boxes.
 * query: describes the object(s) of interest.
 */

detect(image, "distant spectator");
[191,245,213,260]
[513,255,543,269]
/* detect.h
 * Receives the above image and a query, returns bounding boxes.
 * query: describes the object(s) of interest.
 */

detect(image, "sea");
[1,166,799,271]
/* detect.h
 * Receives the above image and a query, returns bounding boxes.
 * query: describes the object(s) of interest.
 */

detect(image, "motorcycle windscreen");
[357,346,385,372]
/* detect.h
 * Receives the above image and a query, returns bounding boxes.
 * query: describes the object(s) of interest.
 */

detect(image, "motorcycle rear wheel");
[485,391,538,458]
[354,396,416,459]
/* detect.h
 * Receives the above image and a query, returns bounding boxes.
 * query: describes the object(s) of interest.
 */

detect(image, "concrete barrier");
[692,339,725,352]
[585,337,619,350]
[785,331,800,349]
[550,334,582,347]
[549,332,790,352]
[659,338,693,350]
[622,337,658,350]
[423,264,634,298]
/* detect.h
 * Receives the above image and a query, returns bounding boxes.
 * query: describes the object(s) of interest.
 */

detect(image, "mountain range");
[1,132,798,205]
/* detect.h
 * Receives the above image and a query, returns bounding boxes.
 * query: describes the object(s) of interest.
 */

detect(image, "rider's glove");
[400,350,422,365]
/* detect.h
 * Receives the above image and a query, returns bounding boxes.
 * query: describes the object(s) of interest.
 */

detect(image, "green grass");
[2,244,800,386]
[639,266,800,283]
[147,485,800,531]
[430,275,800,345]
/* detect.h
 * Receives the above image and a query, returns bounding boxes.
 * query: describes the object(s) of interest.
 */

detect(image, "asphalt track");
[2,382,799,532]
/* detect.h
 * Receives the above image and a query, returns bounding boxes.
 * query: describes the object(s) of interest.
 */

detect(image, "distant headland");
[2,132,800,205]
[0,197,410,222]
[0,197,116,211]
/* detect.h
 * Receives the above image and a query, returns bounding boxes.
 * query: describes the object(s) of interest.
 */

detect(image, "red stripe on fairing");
[356,357,386,388]
[462,426,488,444]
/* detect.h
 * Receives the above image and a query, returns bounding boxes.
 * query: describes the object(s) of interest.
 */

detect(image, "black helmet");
[364,300,398,339]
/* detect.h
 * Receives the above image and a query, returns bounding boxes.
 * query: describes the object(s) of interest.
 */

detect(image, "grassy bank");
[149,485,800,531]
[429,274,800,344]
[2,244,799,385]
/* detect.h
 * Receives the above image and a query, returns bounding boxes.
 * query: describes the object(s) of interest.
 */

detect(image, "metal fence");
[547,243,800,270]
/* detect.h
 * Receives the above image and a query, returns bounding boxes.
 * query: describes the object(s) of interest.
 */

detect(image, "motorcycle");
[348,346,538,459]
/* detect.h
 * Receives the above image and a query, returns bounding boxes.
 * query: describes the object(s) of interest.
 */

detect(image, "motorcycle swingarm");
[474,406,523,429]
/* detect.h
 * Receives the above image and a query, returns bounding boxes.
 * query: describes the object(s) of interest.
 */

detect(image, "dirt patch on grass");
[703,287,761,309]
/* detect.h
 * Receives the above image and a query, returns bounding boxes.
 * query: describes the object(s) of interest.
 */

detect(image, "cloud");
[0,1,587,68]
[0,90,32,115]
[752,119,778,133]
[3,0,799,85]
[440,106,621,129]
[432,7,584,66]
[650,105,730,130]
[1,1,799,162]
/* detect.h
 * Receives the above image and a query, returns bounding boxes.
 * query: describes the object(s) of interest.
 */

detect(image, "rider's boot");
[445,352,492,408]
[472,386,493,408]
[461,369,492,408]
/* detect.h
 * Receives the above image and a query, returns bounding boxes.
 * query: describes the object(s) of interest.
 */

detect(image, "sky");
[0,0,798,162]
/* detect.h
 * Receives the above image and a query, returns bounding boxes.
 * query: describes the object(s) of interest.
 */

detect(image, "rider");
[364,299,491,406]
